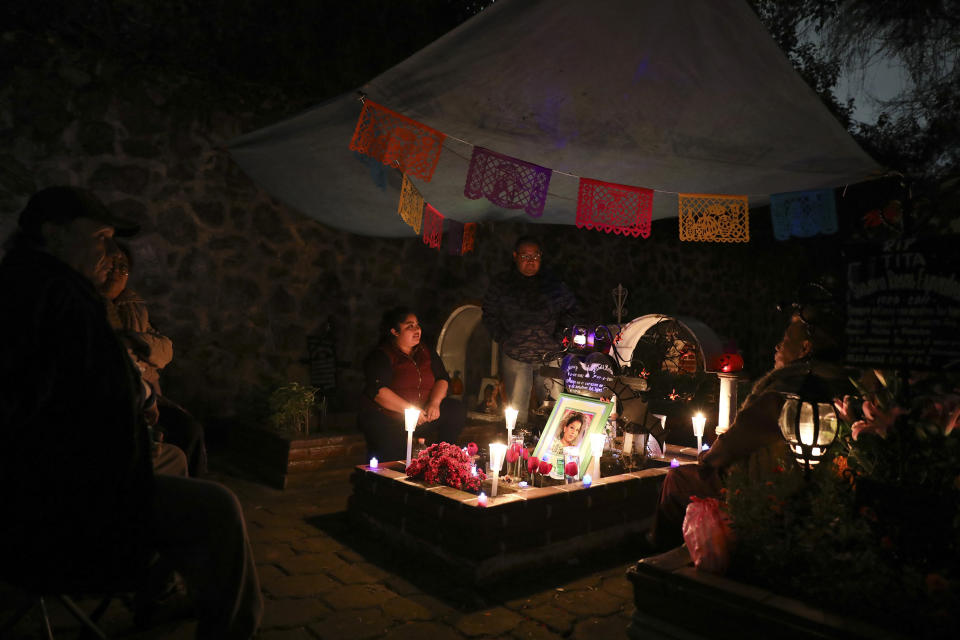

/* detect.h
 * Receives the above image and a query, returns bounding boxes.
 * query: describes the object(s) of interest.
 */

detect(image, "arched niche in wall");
[612,314,727,374]
[436,304,498,407]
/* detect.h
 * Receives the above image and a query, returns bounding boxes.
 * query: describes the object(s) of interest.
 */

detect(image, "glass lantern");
[779,393,838,470]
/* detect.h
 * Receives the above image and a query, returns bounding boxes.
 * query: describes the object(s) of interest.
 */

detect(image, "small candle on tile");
[369,457,378,469]
[477,492,488,507]
[518,481,528,488]
[670,458,680,468]
[582,473,593,487]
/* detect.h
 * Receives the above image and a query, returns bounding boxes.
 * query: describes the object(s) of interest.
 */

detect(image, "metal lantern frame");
[778,371,839,471]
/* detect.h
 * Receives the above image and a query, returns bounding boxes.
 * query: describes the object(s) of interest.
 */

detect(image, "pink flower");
[564,461,578,477]
[538,460,553,475]
[527,456,540,473]
[833,395,856,423]
[467,442,478,456]
[851,399,906,440]
[521,447,530,460]
[945,406,960,436]
[505,448,519,463]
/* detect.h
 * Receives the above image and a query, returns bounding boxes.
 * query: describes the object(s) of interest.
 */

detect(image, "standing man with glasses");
[482,236,579,428]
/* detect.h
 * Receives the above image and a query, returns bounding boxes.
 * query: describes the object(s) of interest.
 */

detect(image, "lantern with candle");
[778,372,839,471]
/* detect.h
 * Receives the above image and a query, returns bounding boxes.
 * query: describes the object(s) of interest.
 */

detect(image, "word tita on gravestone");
[561,352,617,398]
[846,236,960,370]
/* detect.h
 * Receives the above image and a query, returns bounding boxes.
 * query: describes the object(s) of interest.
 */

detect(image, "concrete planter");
[228,425,367,489]
[626,547,904,640]
[226,419,512,489]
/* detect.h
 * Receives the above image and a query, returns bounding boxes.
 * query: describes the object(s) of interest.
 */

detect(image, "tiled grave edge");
[347,461,672,585]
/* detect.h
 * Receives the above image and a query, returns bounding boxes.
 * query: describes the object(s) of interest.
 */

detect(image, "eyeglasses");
[517,253,542,262]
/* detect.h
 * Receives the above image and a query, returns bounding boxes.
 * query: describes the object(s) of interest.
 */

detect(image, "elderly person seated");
[101,243,208,476]
[358,306,465,461]
[1,187,261,637]
[650,301,851,549]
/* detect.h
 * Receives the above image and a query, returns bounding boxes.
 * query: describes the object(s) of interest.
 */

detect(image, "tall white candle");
[404,407,420,466]
[692,413,706,453]
[488,442,507,497]
[504,406,519,441]
[589,432,605,479]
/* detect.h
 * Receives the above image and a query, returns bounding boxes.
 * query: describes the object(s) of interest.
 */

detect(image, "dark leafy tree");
[750,0,960,226]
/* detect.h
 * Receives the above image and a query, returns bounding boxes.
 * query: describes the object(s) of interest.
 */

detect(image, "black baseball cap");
[18,186,140,239]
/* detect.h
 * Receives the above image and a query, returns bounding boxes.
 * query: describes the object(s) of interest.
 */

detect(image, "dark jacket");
[0,244,154,591]
[482,268,579,362]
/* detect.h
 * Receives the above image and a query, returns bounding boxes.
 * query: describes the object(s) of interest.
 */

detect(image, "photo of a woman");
[531,393,614,481]
[550,411,591,456]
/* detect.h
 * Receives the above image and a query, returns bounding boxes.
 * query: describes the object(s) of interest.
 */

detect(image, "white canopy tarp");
[227,0,880,237]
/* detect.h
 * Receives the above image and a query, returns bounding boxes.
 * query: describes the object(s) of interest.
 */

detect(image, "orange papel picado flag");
[349,100,445,181]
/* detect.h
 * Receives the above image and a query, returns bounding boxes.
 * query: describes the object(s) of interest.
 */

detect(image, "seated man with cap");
[0,186,262,639]
[649,301,851,551]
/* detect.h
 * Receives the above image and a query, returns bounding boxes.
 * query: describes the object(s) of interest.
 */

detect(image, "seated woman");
[359,306,465,461]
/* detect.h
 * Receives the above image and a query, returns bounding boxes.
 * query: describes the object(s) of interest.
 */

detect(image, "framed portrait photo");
[532,393,614,479]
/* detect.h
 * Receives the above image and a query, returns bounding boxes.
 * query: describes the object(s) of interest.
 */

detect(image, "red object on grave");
[710,353,744,373]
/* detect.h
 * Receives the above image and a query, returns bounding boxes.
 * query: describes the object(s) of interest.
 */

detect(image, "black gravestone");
[846,236,960,370]
[561,352,617,398]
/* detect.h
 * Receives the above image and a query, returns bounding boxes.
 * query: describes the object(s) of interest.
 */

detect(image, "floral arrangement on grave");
[723,369,960,637]
[527,456,553,486]
[268,382,319,436]
[406,442,486,493]
[503,442,528,480]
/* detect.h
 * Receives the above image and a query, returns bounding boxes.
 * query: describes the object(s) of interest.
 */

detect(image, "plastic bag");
[682,496,733,574]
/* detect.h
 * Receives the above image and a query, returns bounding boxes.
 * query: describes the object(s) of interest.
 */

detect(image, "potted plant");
[268,382,320,436]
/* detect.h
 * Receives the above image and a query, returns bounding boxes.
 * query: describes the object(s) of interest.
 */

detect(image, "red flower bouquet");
[406,442,486,493]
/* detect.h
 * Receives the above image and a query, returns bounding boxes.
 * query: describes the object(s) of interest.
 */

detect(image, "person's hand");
[423,401,441,423]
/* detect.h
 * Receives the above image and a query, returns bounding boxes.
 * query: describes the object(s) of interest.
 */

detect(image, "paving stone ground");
[1,462,644,639]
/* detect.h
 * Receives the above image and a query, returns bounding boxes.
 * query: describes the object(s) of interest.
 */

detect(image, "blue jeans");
[500,353,560,423]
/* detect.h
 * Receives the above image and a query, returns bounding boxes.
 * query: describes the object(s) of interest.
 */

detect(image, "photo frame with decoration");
[531,393,614,479]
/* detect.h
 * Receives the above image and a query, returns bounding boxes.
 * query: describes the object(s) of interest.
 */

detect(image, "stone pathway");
[1,464,643,639]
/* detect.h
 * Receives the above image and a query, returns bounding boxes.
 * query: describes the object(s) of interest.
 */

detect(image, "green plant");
[724,370,960,637]
[268,382,319,436]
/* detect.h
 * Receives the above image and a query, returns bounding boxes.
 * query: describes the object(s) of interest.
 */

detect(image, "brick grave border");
[346,452,698,585]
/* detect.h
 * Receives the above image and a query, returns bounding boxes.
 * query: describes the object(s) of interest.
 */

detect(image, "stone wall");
[0,32,845,432]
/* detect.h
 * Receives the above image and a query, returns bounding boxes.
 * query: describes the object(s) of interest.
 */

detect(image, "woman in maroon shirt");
[359,306,465,461]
